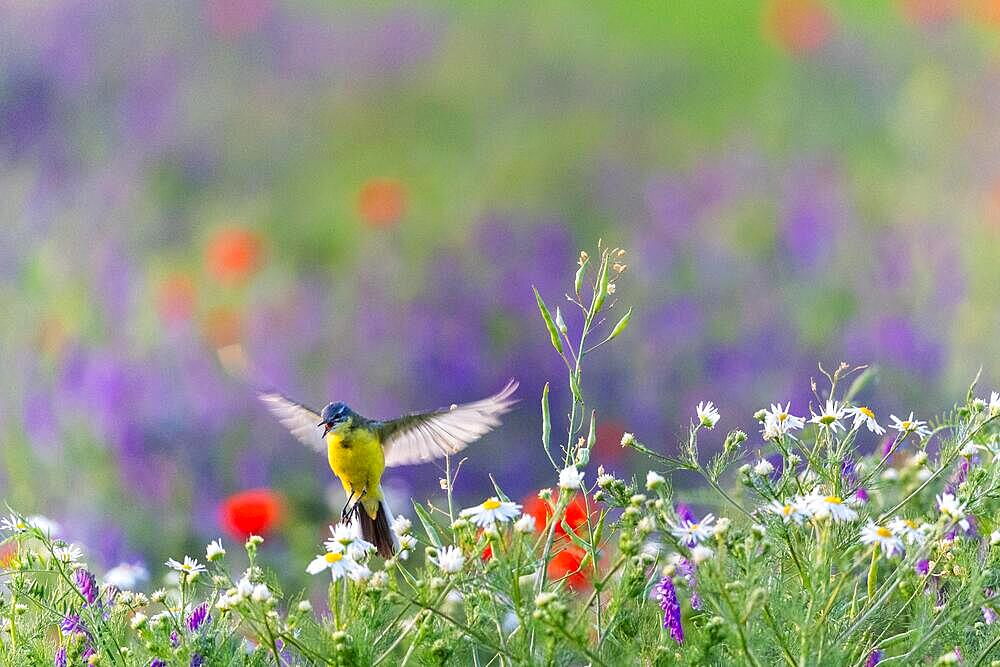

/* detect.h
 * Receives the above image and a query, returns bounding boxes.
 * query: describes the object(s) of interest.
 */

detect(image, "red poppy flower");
[0,542,16,568]
[219,489,284,540]
[205,227,263,284]
[357,178,407,227]
[548,546,588,591]
[763,0,833,56]
[522,492,591,538]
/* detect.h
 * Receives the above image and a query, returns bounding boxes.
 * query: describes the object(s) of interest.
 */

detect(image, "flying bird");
[259,380,518,557]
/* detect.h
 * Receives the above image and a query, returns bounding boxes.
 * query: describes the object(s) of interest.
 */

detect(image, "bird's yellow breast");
[326,428,385,512]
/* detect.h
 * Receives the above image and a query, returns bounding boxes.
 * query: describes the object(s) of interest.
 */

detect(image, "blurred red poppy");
[548,546,588,591]
[763,0,833,56]
[522,492,591,539]
[0,542,16,568]
[897,0,958,26]
[594,419,628,464]
[205,227,263,284]
[156,273,197,325]
[357,178,407,227]
[219,489,284,540]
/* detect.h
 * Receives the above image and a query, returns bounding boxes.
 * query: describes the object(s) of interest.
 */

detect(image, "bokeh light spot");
[357,178,408,227]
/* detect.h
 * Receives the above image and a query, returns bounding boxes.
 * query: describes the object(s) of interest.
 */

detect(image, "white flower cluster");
[306,523,375,582]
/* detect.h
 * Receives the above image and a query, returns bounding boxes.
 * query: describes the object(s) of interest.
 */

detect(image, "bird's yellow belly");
[326,430,384,516]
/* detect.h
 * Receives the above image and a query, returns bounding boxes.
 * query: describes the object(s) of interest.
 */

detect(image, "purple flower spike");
[149,660,167,667]
[74,568,98,606]
[54,647,67,667]
[186,603,210,632]
[190,654,204,667]
[60,614,85,635]
[865,649,882,666]
[854,488,869,504]
[654,577,683,644]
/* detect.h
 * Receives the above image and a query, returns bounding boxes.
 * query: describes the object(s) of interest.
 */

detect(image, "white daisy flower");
[645,471,667,491]
[990,391,1000,418]
[809,400,845,432]
[206,539,226,562]
[753,459,775,476]
[558,466,585,490]
[390,516,412,536]
[165,556,206,578]
[0,514,28,533]
[306,551,357,580]
[690,545,714,564]
[430,545,466,574]
[459,497,522,527]
[695,401,720,428]
[889,413,931,438]
[765,499,807,524]
[514,514,536,534]
[846,406,886,435]
[936,493,969,530]
[104,562,149,590]
[805,494,858,522]
[888,518,929,545]
[762,402,805,437]
[53,543,84,564]
[596,472,616,488]
[251,583,271,603]
[325,523,376,561]
[860,522,904,558]
[668,514,716,547]
[991,530,1000,546]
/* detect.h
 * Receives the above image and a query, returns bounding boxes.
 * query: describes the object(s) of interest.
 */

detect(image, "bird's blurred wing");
[258,393,327,453]
[380,380,519,467]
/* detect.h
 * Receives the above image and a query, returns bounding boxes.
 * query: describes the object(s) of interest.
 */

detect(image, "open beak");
[318,421,332,436]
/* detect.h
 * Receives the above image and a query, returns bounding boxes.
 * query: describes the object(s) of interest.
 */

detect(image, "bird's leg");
[343,485,368,521]
[341,487,358,523]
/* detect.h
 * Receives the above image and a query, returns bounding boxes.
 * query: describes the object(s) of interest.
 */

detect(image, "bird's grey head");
[319,402,353,435]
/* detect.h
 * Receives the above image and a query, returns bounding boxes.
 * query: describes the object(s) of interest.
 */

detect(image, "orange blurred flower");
[967,0,1000,25]
[763,0,833,56]
[202,307,242,348]
[897,0,959,26]
[205,227,263,284]
[0,542,16,569]
[548,546,588,591]
[156,273,197,324]
[357,178,407,227]
[219,488,284,540]
[523,491,592,539]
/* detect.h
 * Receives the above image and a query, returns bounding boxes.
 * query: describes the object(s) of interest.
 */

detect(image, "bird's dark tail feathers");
[351,500,397,559]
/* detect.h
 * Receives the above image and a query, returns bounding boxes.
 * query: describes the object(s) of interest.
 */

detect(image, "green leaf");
[533,286,563,355]
[844,366,878,403]
[412,502,443,547]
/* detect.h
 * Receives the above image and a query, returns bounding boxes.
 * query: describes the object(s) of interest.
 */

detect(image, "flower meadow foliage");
[2,247,1000,666]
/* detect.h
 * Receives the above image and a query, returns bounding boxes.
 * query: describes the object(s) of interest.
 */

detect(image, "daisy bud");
[787,454,801,466]
[297,600,312,613]
[912,452,928,467]
[724,430,747,452]
[150,589,167,604]
[130,613,148,630]
[751,524,766,538]
[245,535,264,549]
[538,488,553,501]
[597,473,616,489]
[753,460,774,476]
[738,464,751,476]
[620,432,636,448]
[630,494,647,506]
[991,531,1000,546]
[645,471,666,491]
[714,517,731,536]
[251,584,271,603]
[753,409,768,422]
[514,514,536,534]
[691,545,714,564]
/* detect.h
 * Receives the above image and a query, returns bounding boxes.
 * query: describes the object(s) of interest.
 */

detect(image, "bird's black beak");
[318,420,332,436]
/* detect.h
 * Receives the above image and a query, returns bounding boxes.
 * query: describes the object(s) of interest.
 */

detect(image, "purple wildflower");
[74,568,98,606]
[675,504,696,524]
[690,591,702,610]
[854,488,869,504]
[841,457,858,487]
[186,603,210,632]
[54,647,67,667]
[654,577,683,644]
[190,654,204,667]
[60,614,85,635]
[983,606,998,625]
[865,649,882,666]
[149,660,166,667]
[170,630,179,647]
[915,559,930,576]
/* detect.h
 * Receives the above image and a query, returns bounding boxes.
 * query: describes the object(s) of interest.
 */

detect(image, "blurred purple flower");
[865,649,882,666]
[187,603,210,632]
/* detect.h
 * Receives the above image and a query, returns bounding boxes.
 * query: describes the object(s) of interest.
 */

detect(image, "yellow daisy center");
[901,421,912,429]
[820,415,836,425]
[324,552,343,563]
[482,499,502,510]
[782,505,793,515]
[691,523,700,530]
[824,496,843,505]
[876,527,892,538]
[905,519,918,529]
[777,413,788,422]
[859,407,874,419]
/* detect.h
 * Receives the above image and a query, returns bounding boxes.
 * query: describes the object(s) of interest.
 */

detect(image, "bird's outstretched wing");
[378,380,519,467]
[258,393,326,453]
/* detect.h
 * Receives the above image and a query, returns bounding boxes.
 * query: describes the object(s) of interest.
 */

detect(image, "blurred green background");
[2,0,1000,588]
